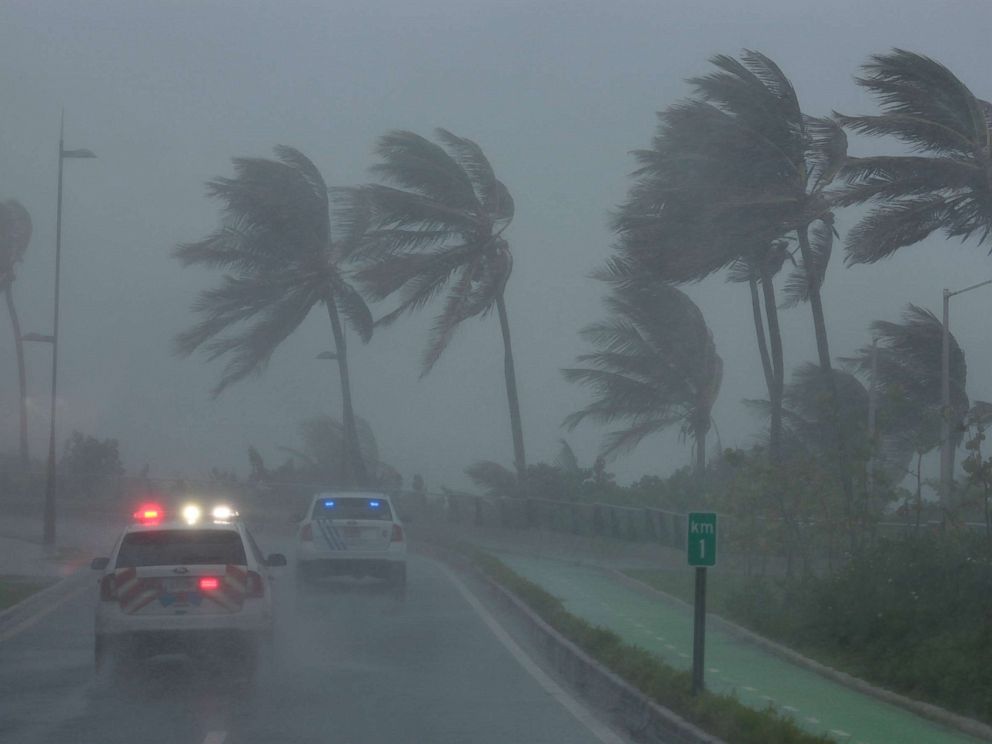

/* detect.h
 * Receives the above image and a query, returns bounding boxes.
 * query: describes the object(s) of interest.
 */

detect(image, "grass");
[0,576,55,611]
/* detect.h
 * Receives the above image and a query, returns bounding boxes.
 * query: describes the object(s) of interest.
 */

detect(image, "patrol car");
[296,492,407,589]
[91,502,286,676]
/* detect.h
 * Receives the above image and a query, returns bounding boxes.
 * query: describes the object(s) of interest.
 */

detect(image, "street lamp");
[940,278,992,519]
[42,112,95,545]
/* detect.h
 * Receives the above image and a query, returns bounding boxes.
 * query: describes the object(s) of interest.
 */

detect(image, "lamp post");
[940,279,992,521]
[42,112,95,545]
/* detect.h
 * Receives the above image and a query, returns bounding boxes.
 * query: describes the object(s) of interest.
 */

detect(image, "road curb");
[610,569,992,743]
[416,543,727,744]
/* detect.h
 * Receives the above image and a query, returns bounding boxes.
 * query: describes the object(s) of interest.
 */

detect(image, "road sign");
[687,512,717,567]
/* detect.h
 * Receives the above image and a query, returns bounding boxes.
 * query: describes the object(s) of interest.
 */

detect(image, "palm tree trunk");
[495,293,526,478]
[326,302,368,487]
[5,288,29,472]
[797,224,856,543]
[749,277,774,396]
[694,427,707,477]
[758,266,784,464]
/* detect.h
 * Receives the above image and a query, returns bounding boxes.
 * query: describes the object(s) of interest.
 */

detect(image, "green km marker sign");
[687,512,717,567]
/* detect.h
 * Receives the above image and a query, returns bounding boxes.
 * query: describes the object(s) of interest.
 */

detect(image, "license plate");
[164,577,194,592]
[344,526,361,539]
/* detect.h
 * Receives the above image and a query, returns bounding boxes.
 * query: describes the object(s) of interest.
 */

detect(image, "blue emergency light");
[369,500,381,508]
[322,499,336,509]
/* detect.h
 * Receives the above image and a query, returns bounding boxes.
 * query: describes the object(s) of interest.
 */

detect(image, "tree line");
[3,49,989,529]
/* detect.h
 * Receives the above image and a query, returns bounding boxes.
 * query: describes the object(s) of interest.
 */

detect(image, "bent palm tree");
[353,129,525,476]
[175,147,373,485]
[835,50,992,264]
[0,200,33,471]
[615,50,852,505]
[563,278,722,476]
[844,305,969,515]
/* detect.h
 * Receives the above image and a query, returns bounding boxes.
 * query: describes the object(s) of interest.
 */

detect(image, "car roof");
[309,491,392,504]
[121,520,245,535]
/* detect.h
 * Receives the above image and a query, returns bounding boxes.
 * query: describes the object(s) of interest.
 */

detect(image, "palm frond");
[371,130,481,214]
[362,184,480,236]
[842,49,988,155]
[805,115,847,191]
[421,260,482,374]
[554,439,581,474]
[844,196,953,264]
[202,285,318,396]
[434,128,514,225]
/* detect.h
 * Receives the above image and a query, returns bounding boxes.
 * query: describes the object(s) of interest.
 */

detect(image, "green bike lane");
[496,552,984,744]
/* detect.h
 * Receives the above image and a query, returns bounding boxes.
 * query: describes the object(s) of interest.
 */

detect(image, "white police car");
[296,492,407,589]
[91,502,286,677]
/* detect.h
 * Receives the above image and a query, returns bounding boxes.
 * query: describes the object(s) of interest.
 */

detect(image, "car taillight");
[99,574,117,601]
[198,576,220,591]
[246,571,264,598]
[391,524,404,543]
[301,523,313,542]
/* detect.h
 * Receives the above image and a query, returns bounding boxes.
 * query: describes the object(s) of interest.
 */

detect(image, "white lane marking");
[829,730,851,739]
[653,636,666,642]
[807,717,821,724]
[0,582,90,642]
[439,564,628,744]
[202,732,227,744]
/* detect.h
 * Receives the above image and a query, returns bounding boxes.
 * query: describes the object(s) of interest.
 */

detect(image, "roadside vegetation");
[0,576,53,611]
[629,531,992,725]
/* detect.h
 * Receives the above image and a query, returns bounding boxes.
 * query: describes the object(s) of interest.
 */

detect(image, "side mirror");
[266,553,287,567]
[90,557,109,570]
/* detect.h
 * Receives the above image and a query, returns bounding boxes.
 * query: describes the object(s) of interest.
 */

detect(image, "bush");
[724,532,992,723]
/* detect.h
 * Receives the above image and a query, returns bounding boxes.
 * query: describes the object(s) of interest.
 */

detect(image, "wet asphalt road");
[0,549,614,744]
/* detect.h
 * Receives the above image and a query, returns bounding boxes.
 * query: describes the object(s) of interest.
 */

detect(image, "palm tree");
[175,147,373,485]
[844,305,969,519]
[563,278,722,477]
[834,50,992,264]
[0,200,33,472]
[278,414,401,490]
[614,50,852,503]
[352,129,526,477]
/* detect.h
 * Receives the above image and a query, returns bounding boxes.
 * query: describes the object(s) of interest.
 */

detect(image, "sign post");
[687,512,717,695]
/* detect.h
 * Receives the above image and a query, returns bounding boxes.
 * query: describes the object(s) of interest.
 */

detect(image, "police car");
[296,492,407,589]
[91,502,286,676]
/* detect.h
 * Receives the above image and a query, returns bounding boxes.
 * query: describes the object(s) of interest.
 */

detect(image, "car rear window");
[116,529,247,567]
[312,496,393,521]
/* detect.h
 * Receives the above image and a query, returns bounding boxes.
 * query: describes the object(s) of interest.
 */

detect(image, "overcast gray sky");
[1,0,990,491]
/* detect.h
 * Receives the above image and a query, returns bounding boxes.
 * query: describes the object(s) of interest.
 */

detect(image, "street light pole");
[940,278,992,521]
[42,112,95,545]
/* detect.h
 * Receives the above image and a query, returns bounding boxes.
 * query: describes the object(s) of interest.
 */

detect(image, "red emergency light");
[199,576,220,591]
[133,503,164,524]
